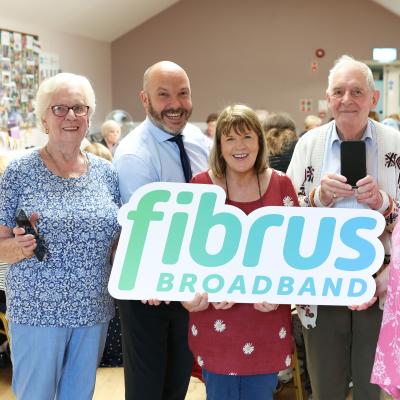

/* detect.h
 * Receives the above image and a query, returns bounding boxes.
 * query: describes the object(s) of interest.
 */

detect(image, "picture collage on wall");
[0,28,40,134]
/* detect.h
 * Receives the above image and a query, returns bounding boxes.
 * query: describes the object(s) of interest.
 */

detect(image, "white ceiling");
[372,0,400,17]
[0,0,180,42]
[0,0,399,43]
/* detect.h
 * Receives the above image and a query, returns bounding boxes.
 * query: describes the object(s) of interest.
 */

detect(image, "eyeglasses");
[50,105,90,117]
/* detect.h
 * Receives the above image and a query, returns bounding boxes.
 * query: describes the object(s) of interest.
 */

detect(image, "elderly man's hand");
[320,173,353,205]
[348,266,389,311]
[375,266,390,296]
[348,296,377,311]
[354,175,382,210]
[181,293,209,312]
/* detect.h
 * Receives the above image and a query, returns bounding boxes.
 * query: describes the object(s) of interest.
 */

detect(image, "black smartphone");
[15,209,46,261]
[340,141,366,188]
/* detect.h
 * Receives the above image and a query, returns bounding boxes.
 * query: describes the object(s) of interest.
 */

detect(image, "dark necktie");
[168,134,193,182]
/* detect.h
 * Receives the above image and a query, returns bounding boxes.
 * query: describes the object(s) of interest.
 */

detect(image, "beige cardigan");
[287,119,400,328]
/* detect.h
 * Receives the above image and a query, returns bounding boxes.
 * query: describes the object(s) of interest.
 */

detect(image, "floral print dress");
[0,150,120,327]
[189,170,298,375]
[371,221,400,398]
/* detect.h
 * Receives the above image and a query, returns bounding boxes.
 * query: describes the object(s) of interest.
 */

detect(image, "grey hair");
[101,119,121,139]
[327,55,375,93]
[35,72,96,132]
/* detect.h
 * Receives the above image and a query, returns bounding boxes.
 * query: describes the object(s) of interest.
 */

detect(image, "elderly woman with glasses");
[0,73,120,400]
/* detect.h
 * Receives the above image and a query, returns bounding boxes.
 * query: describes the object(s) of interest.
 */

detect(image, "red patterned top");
[188,169,298,375]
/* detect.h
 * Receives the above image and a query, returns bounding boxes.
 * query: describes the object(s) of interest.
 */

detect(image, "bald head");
[143,61,190,92]
[140,61,193,134]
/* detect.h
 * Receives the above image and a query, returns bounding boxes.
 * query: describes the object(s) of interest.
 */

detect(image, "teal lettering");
[284,216,335,270]
[162,192,193,265]
[119,190,170,290]
[227,275,246,294]
[179,273,197,293]
[277,276,294,295]
[322,278,343,296]
[157,273,174,291]
[298,277,316,296]
[243,215,284,267]
[348,278,367,297]
[252,276,272,294]
[190,193,242,267]
[335,217,377,271]
[203,274,224,293]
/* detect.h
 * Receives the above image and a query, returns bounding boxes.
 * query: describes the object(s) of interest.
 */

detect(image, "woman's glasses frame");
[50,105,90,117]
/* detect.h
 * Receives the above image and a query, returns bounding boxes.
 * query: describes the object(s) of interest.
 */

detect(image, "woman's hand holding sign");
[181,293,209,312]
[212,301,235,310]
[253,302,279,312]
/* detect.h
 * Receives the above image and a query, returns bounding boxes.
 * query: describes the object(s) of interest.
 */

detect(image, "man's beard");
[148,98,192,135]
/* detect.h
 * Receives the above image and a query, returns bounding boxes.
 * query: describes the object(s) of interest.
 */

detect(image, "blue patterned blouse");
[0,150,121,327]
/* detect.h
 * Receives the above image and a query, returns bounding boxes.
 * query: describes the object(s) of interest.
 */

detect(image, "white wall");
[0,16,112,133]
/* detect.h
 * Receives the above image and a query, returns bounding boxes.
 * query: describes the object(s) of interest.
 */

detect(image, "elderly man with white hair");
[287,55,400,400]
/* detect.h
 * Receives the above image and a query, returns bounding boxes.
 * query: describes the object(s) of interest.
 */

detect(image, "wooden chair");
[291,345,304,400]
[0,310,10,349]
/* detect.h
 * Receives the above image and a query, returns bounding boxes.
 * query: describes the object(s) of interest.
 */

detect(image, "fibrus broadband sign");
[108,182,385,305]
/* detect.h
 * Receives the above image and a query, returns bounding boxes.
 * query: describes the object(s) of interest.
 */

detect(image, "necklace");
[44,145,89,178]
[224,172,264,207]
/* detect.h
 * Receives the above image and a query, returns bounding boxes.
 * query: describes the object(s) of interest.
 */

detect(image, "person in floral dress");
[0,73,120,400]
[371,220,400,399]
[182,104,299,400]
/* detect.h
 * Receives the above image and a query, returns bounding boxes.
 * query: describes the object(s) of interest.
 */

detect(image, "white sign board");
[109,183,385,305]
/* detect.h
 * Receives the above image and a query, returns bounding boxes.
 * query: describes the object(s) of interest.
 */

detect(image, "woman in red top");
[183,104,299,400]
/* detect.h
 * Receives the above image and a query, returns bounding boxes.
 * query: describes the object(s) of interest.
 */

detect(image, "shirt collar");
[330,119,373,148]
[144,117,186,143]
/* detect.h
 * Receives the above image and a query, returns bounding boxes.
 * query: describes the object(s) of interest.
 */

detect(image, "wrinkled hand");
[348,296,377,311]
[212,301,235,310]
[348,266,389,311]
[13,211,40,259]
[375,266,389,297]
[253,302,279,312]
[13,226,36,259]
[141,299,170,306]
[181,293,209,312]
[354,176,382,210]
[320,173,353,205]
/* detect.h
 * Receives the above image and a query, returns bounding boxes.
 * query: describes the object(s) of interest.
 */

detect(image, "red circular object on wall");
[315,48,325,58]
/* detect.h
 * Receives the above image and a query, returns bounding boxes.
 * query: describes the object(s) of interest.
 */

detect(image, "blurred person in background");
[84,141,112,162]
[300,114,322,137]
[263,112,298,173]
[255,108,269,127]
[205,113,218,139]
[368,110,380,122]
[381,113,400,131]
[100,119,121,154]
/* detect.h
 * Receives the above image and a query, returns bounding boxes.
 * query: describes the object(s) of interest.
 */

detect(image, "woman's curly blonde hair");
[263,113,297,156]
